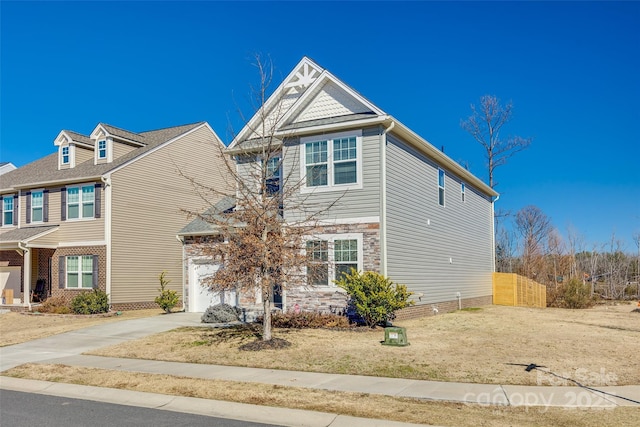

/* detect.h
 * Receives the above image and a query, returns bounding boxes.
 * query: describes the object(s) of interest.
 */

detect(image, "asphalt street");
[0,389,280,427]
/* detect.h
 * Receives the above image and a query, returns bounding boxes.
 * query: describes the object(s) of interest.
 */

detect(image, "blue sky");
[1,1,639,250]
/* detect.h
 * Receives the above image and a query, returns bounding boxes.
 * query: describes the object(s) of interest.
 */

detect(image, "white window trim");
[300,130,363,194]
[2,194,15,228]
[66,184,95,221]
[304,233,363,288]
[97,139,107,160]
[438,168,446,207]
[66,255,94,289]
[31,189,45,223]
[60,144,75,168]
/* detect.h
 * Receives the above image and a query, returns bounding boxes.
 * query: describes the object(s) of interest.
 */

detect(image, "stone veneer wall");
[286,222,381,313]
[393,295,493,321]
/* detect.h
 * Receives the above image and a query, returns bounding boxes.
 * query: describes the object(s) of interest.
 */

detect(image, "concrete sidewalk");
[1,312,639,426]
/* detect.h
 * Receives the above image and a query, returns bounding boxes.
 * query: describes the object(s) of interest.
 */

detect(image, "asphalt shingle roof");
[178,196,236,235]
[0,225,58,243]
[0,122,205,191]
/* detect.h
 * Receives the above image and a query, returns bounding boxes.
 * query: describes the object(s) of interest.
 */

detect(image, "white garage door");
[189,262,236,312]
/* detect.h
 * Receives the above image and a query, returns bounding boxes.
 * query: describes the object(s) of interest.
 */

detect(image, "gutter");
[101,175,112,306]
[176,235,187,312]
[491,194,500,273]
[380,118,395,276]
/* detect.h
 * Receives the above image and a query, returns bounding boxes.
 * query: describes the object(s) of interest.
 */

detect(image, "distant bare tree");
[515,205,553,279]
[461,95,532,189]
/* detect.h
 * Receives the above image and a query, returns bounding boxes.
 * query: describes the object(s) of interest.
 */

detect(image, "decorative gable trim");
[279,70,384,128]
[229,57,325,149]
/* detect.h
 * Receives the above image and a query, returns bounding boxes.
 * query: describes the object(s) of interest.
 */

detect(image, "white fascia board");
[13,176,103,190]
[229,57,325,149]
[54,130,71,147]
[390,117,498,198]
[274,115,388,138]
[58,240,107,247]
[106,122,211,176]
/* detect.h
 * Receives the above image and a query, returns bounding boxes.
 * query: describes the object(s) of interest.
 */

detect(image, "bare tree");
[514,205,553,279]
[182,56,339,342]
[461,95,532,189]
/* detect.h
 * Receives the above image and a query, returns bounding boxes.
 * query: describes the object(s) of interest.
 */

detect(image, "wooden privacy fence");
[493,273,546,308]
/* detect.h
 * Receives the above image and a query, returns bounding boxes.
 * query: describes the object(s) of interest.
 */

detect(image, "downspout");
[17,241,31,310]
[380,118,395,276]
[176,235,186,312]
[491,194,500,273]
[101,175,112,307]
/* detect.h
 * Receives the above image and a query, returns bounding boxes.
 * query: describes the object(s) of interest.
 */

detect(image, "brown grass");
[5,363,638,427]
[0,309,163,347]
[89,304,640,386]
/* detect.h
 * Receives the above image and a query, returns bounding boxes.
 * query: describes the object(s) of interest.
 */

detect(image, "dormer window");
[98,140,107,159]
[62,146,70,164]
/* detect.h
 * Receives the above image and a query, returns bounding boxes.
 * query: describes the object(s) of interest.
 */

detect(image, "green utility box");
[382,327,409,347]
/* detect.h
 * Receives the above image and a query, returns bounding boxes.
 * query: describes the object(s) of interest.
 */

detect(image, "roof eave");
[8,175,104,191]
[389,117,498,198]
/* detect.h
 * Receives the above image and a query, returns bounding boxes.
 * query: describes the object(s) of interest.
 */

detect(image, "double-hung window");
[334,239,358,279]
[305,141,328,187]
[31,191,44,222]
[62,146,70,164]
[98,140,107,160]
[461,183,466,203]
[306,234,363,287]
[67,185,94,219]
[2,196,14,226]
[301,131,362,192]
[438,169,445,206]
[265,156,281,195]
[66,255,94,288]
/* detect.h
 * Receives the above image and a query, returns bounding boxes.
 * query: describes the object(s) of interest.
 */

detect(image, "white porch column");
[22,246,32,308]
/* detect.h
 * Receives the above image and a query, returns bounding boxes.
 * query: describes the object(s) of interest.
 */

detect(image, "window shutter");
[0,197,3,227]
[13,194,18,225]
[43,190,49,222]
[61,188,67,221]
[94,183,102,219]
[58,256,66,289]
[26,192,31,224]
[92,255,99,289]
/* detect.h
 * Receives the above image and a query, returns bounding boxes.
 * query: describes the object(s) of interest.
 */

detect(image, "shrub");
[550,278,595,309]
[155,271,179,313]
[71,289,109,315]
[266,311,351,329]
[38,295,72,314]
[201,304,241,323]
[335,270,414,328]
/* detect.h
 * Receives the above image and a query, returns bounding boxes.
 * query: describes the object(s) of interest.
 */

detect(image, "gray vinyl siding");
[385,134,494,304]
[283,126,381,222]
[110,125,229,305]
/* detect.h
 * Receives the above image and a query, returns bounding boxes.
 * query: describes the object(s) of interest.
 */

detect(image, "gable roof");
[0,122,207,191]
[229,57,383,149]
[227,57,497,198]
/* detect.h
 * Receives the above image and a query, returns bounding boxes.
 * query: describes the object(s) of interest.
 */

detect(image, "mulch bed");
[239,337,292,351]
